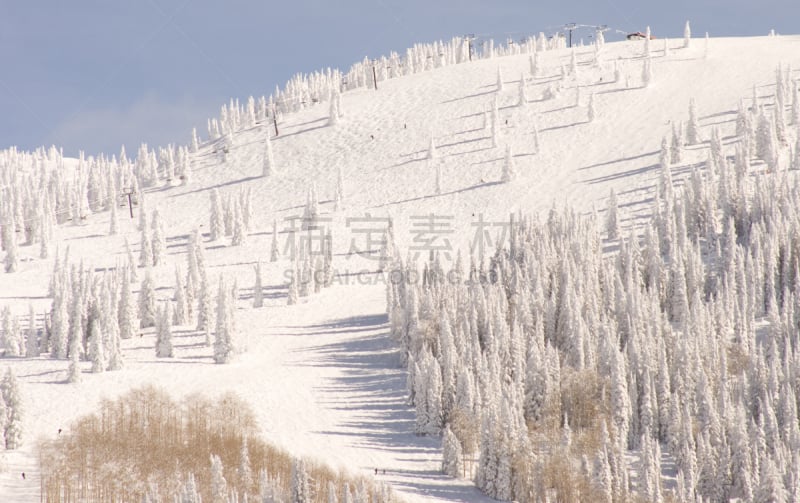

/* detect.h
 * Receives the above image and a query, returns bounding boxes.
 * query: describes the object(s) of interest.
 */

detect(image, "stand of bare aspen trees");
[39,385,397,502]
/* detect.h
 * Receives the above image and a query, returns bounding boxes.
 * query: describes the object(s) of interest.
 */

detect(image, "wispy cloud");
[46,93,214,157]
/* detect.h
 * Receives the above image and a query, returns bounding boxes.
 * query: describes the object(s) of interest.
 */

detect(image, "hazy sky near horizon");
[2,1,798,157]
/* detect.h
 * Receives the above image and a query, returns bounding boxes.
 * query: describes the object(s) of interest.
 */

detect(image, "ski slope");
[1,33,799,502]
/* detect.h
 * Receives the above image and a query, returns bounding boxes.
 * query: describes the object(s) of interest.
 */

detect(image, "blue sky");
[2,1,797,157]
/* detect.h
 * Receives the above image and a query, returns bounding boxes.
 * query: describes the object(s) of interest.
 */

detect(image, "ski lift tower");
[564,23,577,48]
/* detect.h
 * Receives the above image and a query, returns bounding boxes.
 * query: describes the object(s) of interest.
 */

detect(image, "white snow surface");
[1,34,799,501]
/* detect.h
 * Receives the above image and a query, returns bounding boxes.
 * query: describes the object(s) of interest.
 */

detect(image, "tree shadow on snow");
[295,315,491,500]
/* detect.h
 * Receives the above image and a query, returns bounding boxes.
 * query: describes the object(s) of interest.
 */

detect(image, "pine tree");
[231,200,246,246]
[291,458,312,503]
[191,127,200,153]
[237,437,254,497]
[4,215,19,273]
[104,287,123,371]
[209,189,224,242]
[138,269,157,328]
[756,458,788,503]
[1,368,22,449]
[155,302,174,358]
[214,275,235,364]
[173,266,188,325]
[587,93,597,122]
[756,108,776,163]
[118,265,137,339]
[197,263,213,346]
[180,473,202,503]
[269,219,280,262]
[210,454,228,503]
[182,147,193,185]
[2,309,21,357]
[51,289,70,359]
[125,237,138,283]
[88,322,106,373]
[671,121,683,164]
[327,481,339,503]
[67,320,82,383]
[684,20,691,48]
[518,73,527,107]
[253,262,264,308]
[442,425,464,478]
[151,209,166,266]
[139,216,153,267]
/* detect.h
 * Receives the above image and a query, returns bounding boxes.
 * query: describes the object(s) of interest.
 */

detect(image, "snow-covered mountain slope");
[0,34,799,502]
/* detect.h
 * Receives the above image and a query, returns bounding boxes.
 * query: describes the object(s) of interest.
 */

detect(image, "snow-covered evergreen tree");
[686,98,702,145]
[66,319,82,383]
[684,20,691,48]
[118,265,137,339]
[214,275,235,364]
[138,268,157,328]
[253,262,264,308]
[210,454,228,503]
[196,260,213,346]
[173,266,188,325]
[270,220,280,262]
[291,458,312,503]
[209,189,224,242]
[151,209,166,266]
[88,322,106,373]
[139,215,153,267]
[4,215,19,273]
[190,127,200,153]
[231,200,246,246]
[442,425,464,478]
[155,302,174,358]
[671,121,683,164]
[1,368,22,449]
[587,93,596,122]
